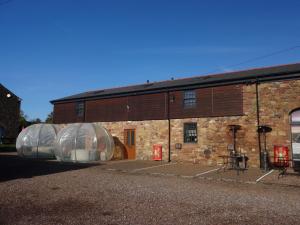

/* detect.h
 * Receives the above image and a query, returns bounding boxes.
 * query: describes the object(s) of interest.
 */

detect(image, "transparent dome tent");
[16,124,58,159]
[54,123,114,163]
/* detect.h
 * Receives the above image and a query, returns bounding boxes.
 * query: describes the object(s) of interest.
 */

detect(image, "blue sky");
[1,0,300,120]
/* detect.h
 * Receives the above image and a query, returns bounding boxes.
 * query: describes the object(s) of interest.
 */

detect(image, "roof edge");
[0,83,22,101]
[50,62,300,104]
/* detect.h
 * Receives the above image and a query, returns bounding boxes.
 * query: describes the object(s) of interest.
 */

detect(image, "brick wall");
[0,85,20,141]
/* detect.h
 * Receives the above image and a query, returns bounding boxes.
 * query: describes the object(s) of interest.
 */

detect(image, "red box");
[153,144,162,161]
[274,145,289,167]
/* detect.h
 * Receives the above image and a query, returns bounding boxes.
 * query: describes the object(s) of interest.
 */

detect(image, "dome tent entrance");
[54,123,114,163]
[16,124,58,159]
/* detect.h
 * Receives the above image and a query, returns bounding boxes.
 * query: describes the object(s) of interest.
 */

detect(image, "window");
[183,90,196,108]
[125,129,135,146]
[76,102,85,117]
[184,123,197,143]
[291,109,300,124]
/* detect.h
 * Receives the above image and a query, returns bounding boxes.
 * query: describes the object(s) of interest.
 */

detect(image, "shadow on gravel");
[0,144,17,152]
[0,154,100,182]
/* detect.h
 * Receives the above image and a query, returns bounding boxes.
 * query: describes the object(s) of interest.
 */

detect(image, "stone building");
[0,84,21,143]
[51,63,300,167]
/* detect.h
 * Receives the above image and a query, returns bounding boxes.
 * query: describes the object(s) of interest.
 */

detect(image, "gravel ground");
[1,155,300,225]
[260,168,300,186]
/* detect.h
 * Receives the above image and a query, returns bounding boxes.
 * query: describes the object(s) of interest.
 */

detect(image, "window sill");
[183,142,198,146]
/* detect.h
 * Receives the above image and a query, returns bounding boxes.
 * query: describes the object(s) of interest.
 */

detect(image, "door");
[291,110,300,166]
[124,129,136,159]
[291,125,300,161]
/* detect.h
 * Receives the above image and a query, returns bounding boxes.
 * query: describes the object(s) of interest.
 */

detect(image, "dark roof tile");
[51,62,300,103]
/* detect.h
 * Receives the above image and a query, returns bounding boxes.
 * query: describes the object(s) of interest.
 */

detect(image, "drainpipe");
[255,79,262,168]
[167,91,171,162]
[84,101,86,122]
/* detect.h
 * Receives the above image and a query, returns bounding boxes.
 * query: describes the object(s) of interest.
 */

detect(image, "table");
[218,154,248,175]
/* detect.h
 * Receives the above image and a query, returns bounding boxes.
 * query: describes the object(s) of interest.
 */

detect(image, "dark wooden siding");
[128,93,167,121]
[85,97,128,122]
[169,84,243,118]
[212,85,243,116]
[85,93,167,122]
[53,84,243,123]
[53,102,84,124]
[169,87,213,118]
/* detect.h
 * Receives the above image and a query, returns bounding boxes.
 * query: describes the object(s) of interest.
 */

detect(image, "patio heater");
[228,124,241,156]
[257,125,272,171]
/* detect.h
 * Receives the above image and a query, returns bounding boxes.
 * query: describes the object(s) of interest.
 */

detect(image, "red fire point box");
[273,145,289,167]
[153,144,162,161]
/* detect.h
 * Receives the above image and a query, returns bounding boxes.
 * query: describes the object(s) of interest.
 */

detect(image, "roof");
[51,62,300,104]
[0,83,21,101]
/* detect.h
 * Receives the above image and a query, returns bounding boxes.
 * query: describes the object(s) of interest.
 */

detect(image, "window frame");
[183,90,197,108]
[75,102,85,117]
[183,122,198,143]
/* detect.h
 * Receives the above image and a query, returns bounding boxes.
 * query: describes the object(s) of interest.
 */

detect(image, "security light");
[6,93,11,98]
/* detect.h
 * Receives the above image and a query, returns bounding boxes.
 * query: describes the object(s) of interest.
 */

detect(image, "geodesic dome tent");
[16,124,58,159]
[54,123,114,162]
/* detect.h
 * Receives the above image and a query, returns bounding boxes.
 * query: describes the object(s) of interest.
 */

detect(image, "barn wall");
[0,85,20,142]
[53,84,243,123]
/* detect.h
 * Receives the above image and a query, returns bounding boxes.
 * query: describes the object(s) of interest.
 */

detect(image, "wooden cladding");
[85,97,128,122]
[53,102,85,124]
[53,85,243,124]
[127,93,167,121]
[169,85,243,118]
[212,85,243,116]
[84,93,167,122]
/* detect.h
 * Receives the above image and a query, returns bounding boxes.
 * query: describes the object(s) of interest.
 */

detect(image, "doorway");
[291,110,300,167]
[124,129,136,159]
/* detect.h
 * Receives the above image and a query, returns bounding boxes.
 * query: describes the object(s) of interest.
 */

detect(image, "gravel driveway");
[0,154,300,225]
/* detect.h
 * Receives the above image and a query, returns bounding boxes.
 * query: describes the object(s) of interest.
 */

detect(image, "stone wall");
[94,83,259,165]
[169,83,258,166]
[56,79,300,167]
[96,79,300,167]
[170,79,300,167]
[96,120,169,161]
[258,79,300,160]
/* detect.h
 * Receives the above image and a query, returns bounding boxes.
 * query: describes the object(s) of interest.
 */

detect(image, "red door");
[124,129,136,159]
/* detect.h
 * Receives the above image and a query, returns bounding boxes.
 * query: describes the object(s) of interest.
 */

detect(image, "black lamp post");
[228,124,241,155]
[257,125,272,171]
